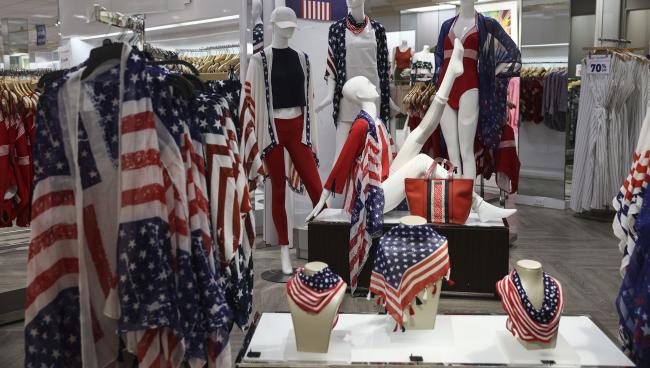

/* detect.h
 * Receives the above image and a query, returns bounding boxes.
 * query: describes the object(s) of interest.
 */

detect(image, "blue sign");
[36,24,46,46]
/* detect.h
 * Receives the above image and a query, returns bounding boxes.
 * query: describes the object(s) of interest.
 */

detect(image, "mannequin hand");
[495,63,508,76]
[316,96,333,113]
[306,189,331,223]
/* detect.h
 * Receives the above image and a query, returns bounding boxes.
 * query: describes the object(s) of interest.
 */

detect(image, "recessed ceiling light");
[73,14,87,20]
[32,14,55,19]
[401,4,456,13]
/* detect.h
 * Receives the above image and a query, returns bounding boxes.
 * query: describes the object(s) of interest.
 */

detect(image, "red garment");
[264,115,322,245]
[12,115,33,226]
[0,116,16,227]
[324,117,390,194]
[438,22,479,110]
[495,124,520,193]
[520,77,544,123]
[394,47,412,70]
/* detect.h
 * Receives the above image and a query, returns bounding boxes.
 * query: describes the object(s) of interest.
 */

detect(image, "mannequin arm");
[389,98,400,114]
[316,76,336,112]
[306,189,331,222]
[495,63,508,76]
[391,38,464,173]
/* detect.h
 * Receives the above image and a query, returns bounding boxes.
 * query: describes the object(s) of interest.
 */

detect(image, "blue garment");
[617,184,650,366]
[435,13,521,151]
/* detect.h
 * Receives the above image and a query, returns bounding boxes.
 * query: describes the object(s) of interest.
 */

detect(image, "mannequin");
[287,262,346,353]
[514,260,558,349]
[392,40,412,82]
[307,39,516,223]
[399,216,442,330]
[252,0,264,54]
[410,45,436,84]
[436,0,520,179]
[240,7,323,275]
[317,0,399,162]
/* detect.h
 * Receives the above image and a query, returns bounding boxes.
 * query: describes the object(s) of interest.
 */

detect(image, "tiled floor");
[0,204,625,367]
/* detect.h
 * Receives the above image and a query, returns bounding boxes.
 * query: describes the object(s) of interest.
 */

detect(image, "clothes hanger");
[81,39,125,80]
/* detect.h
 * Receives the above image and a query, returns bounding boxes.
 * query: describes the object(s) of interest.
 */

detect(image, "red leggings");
[264,115,322,245]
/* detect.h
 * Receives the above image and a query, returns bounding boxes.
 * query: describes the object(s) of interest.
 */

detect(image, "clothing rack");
[176,43,240,54]
[93,4,145,48]
[522,61,568,64]
[597,37,632,47]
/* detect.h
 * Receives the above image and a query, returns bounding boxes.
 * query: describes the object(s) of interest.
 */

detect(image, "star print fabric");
[325,15,391,125]
[617,185,650,366]
[370,224,450,330]
[286,267,345,314]
[253,23,264,54]
[25,44,246,368]
[496,270,563,343]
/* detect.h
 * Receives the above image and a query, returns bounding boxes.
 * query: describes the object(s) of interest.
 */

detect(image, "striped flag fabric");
[496,271,563,343]
[287,267,345,313]
[286,0,348,22]
[370,225,450,330]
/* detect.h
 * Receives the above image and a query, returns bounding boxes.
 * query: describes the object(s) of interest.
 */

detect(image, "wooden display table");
[308,209,509,297]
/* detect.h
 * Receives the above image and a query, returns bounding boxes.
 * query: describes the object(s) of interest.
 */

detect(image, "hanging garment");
[326,14,391,125]
[286,267,345,326]
[370,224,450,330]
[519,76,544,123]
[435,12,521,151]
[394,47,412,70]
[495,124,520,194]
[25,45,241,368]
[507,77,520,133]
[542,69,568,132]
[253,23,264,54]
[496,270,563,344]
[410,53,435,84]
[571,54,650,213]
[616,178,650,366]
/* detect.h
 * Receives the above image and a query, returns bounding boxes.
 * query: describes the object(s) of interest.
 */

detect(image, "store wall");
[415,10,456,51]
[626,9,650,54]
[569,14,596,76]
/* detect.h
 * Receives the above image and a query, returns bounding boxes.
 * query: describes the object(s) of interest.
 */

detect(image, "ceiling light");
[145,15,239,32]
[73,14,87,20]
[77,14,238,40]
[401,4,456,13]
[31,14,56,19]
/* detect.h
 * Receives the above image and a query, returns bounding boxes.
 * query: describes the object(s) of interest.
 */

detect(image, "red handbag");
[404,159,474,225]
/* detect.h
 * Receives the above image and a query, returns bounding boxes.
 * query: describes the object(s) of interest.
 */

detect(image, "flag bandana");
[370,224,450,330]
[344,110,392,292]
[286,267,345,320]
[496,270,563,343]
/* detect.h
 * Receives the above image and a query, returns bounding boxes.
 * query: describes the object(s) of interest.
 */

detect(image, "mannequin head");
[401,40,407,46]
[342,76,379,104]
[459,0,477,6]
[346,0,364,10]
[422,44,431,53]
[252,0,262,23]
[270,7,298,45]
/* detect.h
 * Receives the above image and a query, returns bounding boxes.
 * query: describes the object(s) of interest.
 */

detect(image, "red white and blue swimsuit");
[437,19,480,110]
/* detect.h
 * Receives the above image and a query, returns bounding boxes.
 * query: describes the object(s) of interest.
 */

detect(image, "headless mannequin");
[287,262,347,353]
[515,260,558,349]
[306,39,516,223]
[399,216,442,330]
[440,0,510,180]
[392,40,411,77]
[399,40,409,52]
[317,0,400,164]
[421,45,431,53]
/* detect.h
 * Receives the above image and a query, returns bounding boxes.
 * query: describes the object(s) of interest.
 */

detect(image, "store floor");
[0,204,622,366]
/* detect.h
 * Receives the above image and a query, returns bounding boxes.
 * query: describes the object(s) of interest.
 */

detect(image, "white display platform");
[239,313,634,367]
[314,209,506,228]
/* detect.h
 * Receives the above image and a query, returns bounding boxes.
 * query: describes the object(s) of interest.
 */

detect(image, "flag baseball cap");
[270,6,298,29]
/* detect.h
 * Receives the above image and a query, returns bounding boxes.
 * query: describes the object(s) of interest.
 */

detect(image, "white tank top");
[339,24,381,123]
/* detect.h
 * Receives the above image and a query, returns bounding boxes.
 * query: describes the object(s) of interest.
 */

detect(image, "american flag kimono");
[25,45,234,368]
[343,111,394,292]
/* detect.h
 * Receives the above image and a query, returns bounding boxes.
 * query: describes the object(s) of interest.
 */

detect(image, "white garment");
[411,51,436,82]
[339,24,381,122]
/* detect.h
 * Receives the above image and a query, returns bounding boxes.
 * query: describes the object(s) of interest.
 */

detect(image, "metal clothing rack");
[597,37,632,47]
[93,4,145,48]
[176,43,240,55]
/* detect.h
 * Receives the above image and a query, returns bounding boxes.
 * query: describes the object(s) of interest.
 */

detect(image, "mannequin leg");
[263,145,289,246]
[382,154,516,221]
[457,89,479,179]
[334,121,353,160]
[440,105,462,171]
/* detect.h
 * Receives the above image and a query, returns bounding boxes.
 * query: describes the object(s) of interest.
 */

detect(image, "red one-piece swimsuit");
[438,19,480,110]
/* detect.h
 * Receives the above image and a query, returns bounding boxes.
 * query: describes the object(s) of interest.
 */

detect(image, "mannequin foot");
[472,196,517,222]
[448,38,465,79]
[280,246,293,275]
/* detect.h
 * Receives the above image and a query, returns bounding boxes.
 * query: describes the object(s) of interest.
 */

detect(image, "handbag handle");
[425,158,457,180]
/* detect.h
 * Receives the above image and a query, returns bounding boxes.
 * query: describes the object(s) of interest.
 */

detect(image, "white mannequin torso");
[287,262,346,353]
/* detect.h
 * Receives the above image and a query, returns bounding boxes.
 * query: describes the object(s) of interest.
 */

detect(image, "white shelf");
[240,313,634,367]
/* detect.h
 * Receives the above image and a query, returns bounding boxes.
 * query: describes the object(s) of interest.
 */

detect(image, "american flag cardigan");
[343,110,394,292]
[239,46,319,194]
[496,270,563,344]
[326,15,391,125]
[25,45,242,367]
[370,224,450,331]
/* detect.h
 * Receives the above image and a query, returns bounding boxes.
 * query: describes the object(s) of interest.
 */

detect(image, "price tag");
[587,55,612,75]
